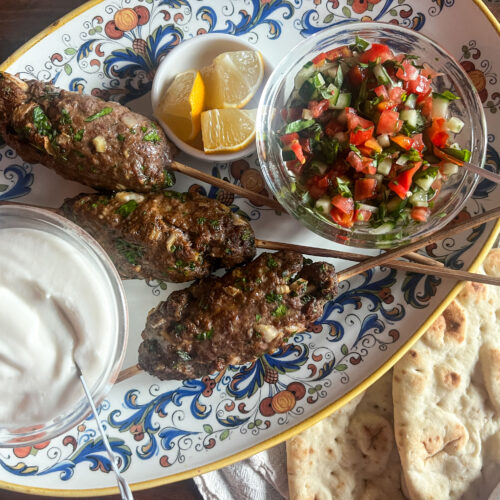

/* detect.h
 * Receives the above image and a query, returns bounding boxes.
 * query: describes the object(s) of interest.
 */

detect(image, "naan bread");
[286,248,500,500]
[287,371,404,500]
[393,248,500,500]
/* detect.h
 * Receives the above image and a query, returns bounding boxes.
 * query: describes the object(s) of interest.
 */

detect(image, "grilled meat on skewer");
[139,250,337,380]
[0,72,175,192]
[61,190,256,282]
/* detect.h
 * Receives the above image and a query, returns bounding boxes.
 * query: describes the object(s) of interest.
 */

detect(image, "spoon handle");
[75,361,134,500]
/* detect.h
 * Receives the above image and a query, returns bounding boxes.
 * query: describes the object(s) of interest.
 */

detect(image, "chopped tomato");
[345,108,374,131]
[325,119,343,137]
[377,110,402,135]
[354,208,373,222]
[395,61,419,81]
[374,85,389,100]
[405,75,431,96]
[411,133,425,153]
[286,159,303,176]
[347,151,363,171]
[388,164,421,199]
[354,178,378,201]
[330,206,354,228]
[308,99,330,119]
[390,134,414,151]
[312,52,327,65]
[350,126,374,146]
[299,137,312,155]
[359,43,394,64]
[325,46,352,61]
[430,177,442,200]
[331,194,354,215]
[428,118,449,148]
[357,145,373,156]
[308,184,327,199]
[280,132,299,145]
[420,95,433,119]
[411,207,430,222]
[348,66,367,86]
[361,158,376,175]
[281,107,302,122]
[290,140,306,164]
[388,86,405,104]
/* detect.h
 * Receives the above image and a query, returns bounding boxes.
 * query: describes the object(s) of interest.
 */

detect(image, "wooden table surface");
[1,1,499,499]
[0,1,202,499]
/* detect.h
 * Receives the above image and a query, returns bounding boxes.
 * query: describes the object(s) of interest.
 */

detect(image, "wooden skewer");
[434,147,500,185]
[171,161,283,212]
[337,206,500,282]
[116,207,500,384]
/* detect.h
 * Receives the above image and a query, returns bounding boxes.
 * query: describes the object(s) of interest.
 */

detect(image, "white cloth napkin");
[194,443,288,500]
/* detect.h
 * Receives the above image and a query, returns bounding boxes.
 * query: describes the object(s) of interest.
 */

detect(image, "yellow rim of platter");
[0,0,498,495]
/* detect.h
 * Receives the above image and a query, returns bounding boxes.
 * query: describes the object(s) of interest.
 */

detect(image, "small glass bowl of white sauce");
[0,204,128,446]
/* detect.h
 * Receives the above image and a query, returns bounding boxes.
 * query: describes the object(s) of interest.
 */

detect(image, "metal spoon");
[74,361,134,500]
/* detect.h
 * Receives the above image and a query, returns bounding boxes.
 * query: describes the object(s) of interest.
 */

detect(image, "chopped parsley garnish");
[196,328,214,341]
[73,129,84,141]
[197,217,206,224]
[33,106,55,140]
[255,314,262,322]
[272,304,288,318]
[143,130,161,143]
[116,200,138,218]
[336,177,352,198]
[117,133,125,142]
[265,291,282,303]
[432,90,460,101]
[349,36,369,53]
[84,107,113,122]
[60,108,72,125]
[163,170,175,188]
[114,238,144,266]
[266,256,278,269]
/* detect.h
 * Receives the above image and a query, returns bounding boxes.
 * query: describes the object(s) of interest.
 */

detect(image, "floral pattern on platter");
[0,0,498,489]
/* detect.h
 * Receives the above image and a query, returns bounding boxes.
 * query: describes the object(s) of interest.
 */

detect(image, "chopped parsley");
[255,314,262,322]
[197,217,206,224]
[73,129,84,141]
[117,133,125,142]
[114,238,144,266]
[116,200,138,218]
[266,256,278,269]
[196,328,214,341]
[84,107,113,122]
[33,106,55,140]
[272,304,288,318]
[59,108,72,125]
[265,291,282,303]
[143,130,161,143]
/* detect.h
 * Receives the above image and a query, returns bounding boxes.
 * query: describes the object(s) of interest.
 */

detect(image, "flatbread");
[393,248,500,500]
[286,248,500,500]
[287,370,404,500]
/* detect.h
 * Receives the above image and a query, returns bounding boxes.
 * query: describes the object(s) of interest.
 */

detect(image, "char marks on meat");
[139,250,338,380]
[61,190,256,282]
[0,72,176,192]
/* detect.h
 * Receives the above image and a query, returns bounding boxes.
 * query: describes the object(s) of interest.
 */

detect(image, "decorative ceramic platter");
[0,0,498,495]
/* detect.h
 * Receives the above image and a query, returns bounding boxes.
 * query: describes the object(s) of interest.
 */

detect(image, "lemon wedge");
[158,69,205,142]
[201,51,264,109]
[201,108,257,153]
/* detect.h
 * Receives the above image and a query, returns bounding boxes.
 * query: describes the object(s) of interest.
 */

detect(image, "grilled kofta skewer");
[139,250,338,380]
[61,190,256,282]
[0,72,175,192]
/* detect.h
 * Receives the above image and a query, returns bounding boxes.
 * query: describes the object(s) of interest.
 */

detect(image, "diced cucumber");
[326,85,340,107]
[431,95,449,119]
[377,134,391,148]
[302,108,313,120]
[386,197,405,213]
[400,109,418,128]
[312,72,326,89]
[294,62,316,89]
[373,64,393,85]
[405,93,417,109]
[396,154,409,166]
[366,174,384,184]
[409,190,428,207]
[330,93,351,109]
[334,64,343,89]
[370,222,395,235]
[446,116,464,133]
[315,196,331,215]
[440,161,459,176]
[377,157,393,176]
[414,168,438,191]
[357,203,378,213]
[281,148,296,161]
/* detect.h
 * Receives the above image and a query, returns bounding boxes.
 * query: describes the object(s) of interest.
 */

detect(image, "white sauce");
[0,227,116,425]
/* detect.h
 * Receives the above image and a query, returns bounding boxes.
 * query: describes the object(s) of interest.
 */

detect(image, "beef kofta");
[139,250,338,380]
[0,72,175,192]
[61,190,256,282]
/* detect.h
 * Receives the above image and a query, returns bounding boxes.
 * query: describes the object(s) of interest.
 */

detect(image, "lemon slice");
[201,51,264,109]
[201,108,257,153]
[158,69,205,142]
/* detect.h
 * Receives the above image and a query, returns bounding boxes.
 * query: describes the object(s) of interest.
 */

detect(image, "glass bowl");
[256,22,487,248]
[0,204,128,446]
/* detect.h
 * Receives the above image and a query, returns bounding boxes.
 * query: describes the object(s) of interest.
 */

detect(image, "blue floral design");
[197,0,294,39]
[0,164,34,200]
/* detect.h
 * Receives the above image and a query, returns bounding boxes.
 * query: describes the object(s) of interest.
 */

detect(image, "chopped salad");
[279,36,470,234]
